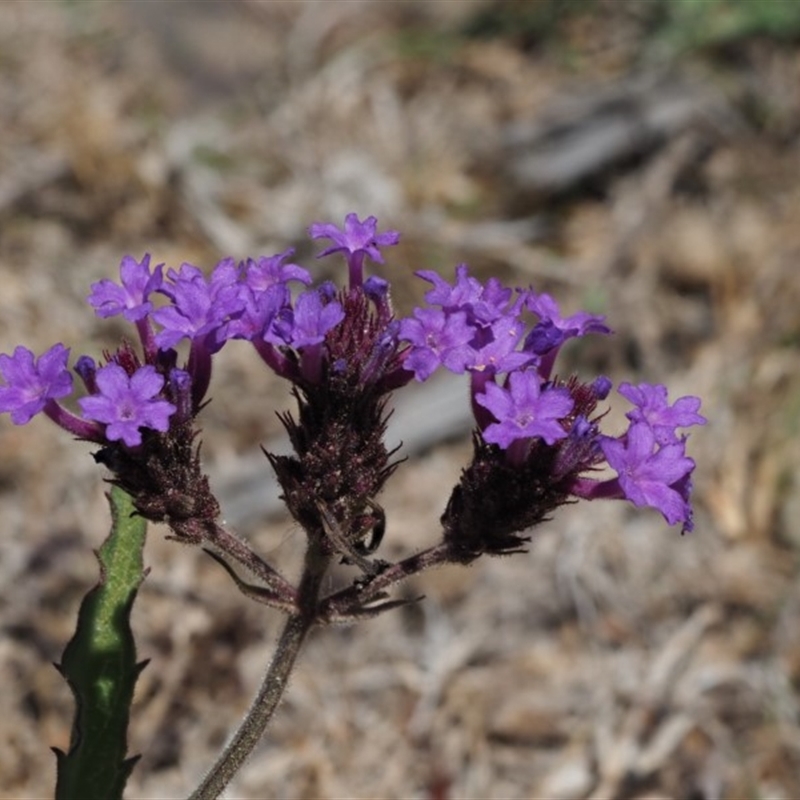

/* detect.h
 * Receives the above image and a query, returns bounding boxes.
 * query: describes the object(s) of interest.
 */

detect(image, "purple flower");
[78,363,176,447]
[88,254,164,322]
[476,370,574,448]
[243,249,311,293]
[282,289,345,349]
[618,382,707,445]
[417,266,516,324]
[463,315,533,375]
[417,265,483,310]
[0,344,73,424]
[399,308,475,381]
[208,257,241,292]
[410,266,550,383]
[226,283,290,342]
[309,213,399,263]
[153,262,243,351]
[473,278,517,324]
[600,422,696,530]
[309,213,399,287]
[523,292,611,355]
[316,281,338,303]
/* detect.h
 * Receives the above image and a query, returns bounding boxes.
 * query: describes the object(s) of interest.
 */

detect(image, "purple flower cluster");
[399,264,705,534]
[0,216,401,450]
[0,212,705,536]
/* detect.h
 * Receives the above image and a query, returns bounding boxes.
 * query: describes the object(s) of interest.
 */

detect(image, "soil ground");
[2,3,800,798]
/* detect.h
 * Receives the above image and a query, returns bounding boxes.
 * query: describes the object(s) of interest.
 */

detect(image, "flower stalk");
[190,542,332,800]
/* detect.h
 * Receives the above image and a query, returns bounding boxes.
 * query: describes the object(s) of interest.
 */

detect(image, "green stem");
[54,487,148,800]
[189,542,331,800]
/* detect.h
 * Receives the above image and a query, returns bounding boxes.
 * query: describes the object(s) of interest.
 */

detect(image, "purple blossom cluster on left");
[0,212,706,536]
[0,231,360,447]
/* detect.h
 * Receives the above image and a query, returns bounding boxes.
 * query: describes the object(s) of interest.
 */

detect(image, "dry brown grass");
[1,3,799,798]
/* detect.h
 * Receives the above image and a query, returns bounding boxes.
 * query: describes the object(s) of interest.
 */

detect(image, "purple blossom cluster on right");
[399,264,706,537]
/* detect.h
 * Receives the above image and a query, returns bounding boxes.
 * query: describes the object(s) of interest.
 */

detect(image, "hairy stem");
[321,541,453,618]
[189,541,331,800]
[205,521,297,603]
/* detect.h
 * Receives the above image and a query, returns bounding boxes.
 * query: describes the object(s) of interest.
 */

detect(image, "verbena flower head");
[398,263,705,551]
[265,216,408,549]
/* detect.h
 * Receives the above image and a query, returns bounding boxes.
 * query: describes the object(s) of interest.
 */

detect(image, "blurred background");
[1,1,799,798]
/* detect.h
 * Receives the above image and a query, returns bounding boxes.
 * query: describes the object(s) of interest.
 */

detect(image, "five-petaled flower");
[477,370,574,449]
[0,344,73,424]
[88,254,164,322]
[309,213,399,287]
[78,364,176,448]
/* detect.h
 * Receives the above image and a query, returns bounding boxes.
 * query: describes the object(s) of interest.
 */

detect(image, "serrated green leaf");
[54,486,148,800]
